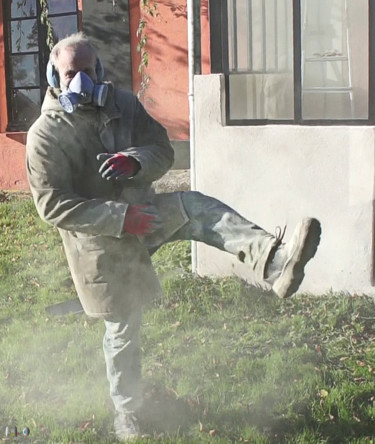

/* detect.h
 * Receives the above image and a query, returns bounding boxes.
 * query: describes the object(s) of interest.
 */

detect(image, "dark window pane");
[10,54,40,87]
[11,0,36,18]
[48,0,77,14]
[11,19,38,53]
[9,88,41,129]
[50,15,78,41]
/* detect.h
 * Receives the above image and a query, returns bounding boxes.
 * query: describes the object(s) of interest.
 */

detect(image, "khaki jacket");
[26,85,187,319]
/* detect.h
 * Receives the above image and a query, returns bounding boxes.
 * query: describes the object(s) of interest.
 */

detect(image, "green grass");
[1,192,375,443]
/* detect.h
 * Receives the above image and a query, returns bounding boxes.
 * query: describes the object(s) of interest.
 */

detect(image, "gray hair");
[49,32,98,66]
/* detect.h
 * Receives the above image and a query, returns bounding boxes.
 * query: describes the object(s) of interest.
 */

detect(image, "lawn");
[1,192,375,443]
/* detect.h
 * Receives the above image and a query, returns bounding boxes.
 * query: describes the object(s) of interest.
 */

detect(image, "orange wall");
[129,0,210,141]
[0,0,211,191]
[0,133,28,190]
[0,3,28,191]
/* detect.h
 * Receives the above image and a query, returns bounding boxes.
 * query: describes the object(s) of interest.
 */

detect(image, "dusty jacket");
[26,84,187,319]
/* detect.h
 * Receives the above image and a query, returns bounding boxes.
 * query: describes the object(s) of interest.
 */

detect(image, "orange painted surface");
[1,0,211,191]
[130,0,210,140]
[0,4,27,191]
[0,134,28,190]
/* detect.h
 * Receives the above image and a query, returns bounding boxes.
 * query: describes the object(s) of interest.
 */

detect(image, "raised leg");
[165,191,280,282]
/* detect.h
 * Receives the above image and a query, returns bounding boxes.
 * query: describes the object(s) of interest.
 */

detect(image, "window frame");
[209,0,375,126]
[0,0,82,134]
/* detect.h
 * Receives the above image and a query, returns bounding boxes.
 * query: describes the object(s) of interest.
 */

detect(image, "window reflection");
[11,0,36,18]
[10,54,40,87]
[48,0,77,14]
[301,0,368,119]
[11,19,38,53]
[6,0,79,131]
[10,89,41,128]
[50,15,78,41]
[227,0,294,120]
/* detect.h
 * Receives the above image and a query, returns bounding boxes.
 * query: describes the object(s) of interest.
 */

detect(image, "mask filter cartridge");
[58,71,108,113]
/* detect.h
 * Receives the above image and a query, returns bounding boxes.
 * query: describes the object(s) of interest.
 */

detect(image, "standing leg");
[103,308,142,440]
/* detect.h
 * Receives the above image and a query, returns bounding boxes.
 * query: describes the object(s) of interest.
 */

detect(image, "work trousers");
[103,191,280,414]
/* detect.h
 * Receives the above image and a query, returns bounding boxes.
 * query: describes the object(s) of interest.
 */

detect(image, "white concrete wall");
[193,74,375,295]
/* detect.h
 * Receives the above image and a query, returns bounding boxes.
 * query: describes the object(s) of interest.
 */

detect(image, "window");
[3,0,79,132]
[210,0,373,124]
[301,0,368,120]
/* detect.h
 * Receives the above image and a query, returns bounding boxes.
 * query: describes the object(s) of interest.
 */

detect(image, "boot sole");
[272,218,321,298]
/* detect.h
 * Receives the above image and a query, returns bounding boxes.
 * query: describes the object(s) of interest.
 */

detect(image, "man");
[26,33,321,441]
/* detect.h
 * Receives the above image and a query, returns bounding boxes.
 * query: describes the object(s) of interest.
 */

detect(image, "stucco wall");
[193,74,375,296]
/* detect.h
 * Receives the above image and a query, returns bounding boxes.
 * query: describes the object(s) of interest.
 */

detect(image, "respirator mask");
[58,71,108,113]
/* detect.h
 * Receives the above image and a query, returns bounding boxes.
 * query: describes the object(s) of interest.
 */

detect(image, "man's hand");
[97,153,140,180]
[123,204,162,235]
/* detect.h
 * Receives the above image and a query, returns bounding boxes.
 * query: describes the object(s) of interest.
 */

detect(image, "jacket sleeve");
[26,119,128,238]
[118,94,174,183]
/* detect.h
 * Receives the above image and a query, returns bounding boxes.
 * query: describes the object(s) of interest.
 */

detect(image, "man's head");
[49,32,100,89]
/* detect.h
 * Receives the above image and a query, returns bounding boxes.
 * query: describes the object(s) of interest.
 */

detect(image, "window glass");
[11,0,36,18]
[9,89,41,128]
[11,19,38,53]
[50,15,78,41]
[48,0,77,15]
[5,0,79,131]
[227,0,294,120]
[301,0,368,120]
[10,54,40,87]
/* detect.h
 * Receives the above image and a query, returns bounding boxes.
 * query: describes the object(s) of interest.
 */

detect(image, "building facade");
[1,0,374,296]
[193,0,375,295]
[0,0,208,189]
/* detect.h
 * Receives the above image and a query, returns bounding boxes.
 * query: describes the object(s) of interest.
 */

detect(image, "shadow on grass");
[137,377,375,443]
[137,383,195,436]
[136,380,309,441]
[198,404,375,443]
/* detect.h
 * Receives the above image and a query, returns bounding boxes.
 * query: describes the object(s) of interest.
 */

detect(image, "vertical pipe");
[369,0,375,283]
[187,0,197,271]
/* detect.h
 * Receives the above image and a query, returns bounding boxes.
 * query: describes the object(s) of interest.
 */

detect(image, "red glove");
[123,204,161,235]
[97,153,140,180]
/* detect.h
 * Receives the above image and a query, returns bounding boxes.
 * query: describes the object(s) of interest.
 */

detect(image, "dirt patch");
[0,191,9,202]
[0,191,32,202]
[153,169,191,193]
